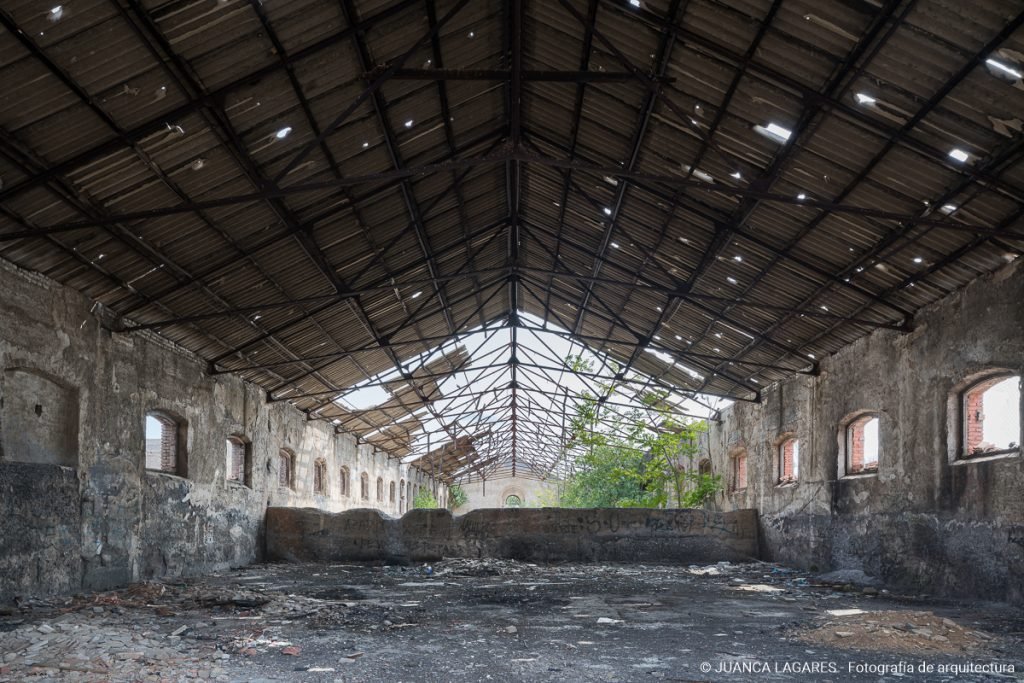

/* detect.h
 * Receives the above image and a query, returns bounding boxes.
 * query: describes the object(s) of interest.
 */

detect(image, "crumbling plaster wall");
[456,474,561,511]
[0,260,442,601]
[708,259,1024,603]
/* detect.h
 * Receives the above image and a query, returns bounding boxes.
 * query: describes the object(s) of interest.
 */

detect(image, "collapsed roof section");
[1,0,1022,480]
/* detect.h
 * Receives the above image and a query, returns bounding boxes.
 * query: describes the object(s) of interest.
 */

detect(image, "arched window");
[314,459,328,495]
[360,472,369,500]
[961,373,1020,458]
[399,478,406,512]
[389,480,396,503]
[376,476,384,501]
[278,449,294,489]
[505,495,522,507]
[778,437,799,484]
[844,414,880,475]
[698,458,712,478]
[226,436,251,486]
[339,466,350,496]
[145,410,186,476]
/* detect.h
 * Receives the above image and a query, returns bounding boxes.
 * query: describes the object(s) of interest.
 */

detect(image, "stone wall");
[0,259,442,601]
[707,258,1024,603]
[265,506,759,564]
[456,474,560,511]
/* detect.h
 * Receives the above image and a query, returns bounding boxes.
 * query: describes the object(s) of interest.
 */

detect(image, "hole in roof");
[611,242,620,249]
[948,148,970,163]
[855,93,876,105]
[411,290,423,299]
[274,126,292,139]
[603,207,612,215]
[362,141,369,148]
[727,276,738,284]
[629,0,642,7]
[940,204,958,215]
[730,171,742,179]
[986,58,1022,80]
[733,255,742,262]
[468,31,475,38]
[49,5,63,20]
[796,192,807,200]
[754,122,792,143]
[404,119,414,128]
[913,257,923,264]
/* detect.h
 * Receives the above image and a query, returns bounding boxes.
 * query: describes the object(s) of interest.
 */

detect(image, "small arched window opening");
[505,495,522,507]
[339,466,350,496]
[844,414,880,475]
[778,437,799,484]
[698,458,712,478]
[145,411,186,476]
[376,476,384,501]
[389,480,396,503]
[313,459,328,495]
[226,436,251,486]
[360,472,369,500]
[961,374,1021,458]
[278,449,295,490]
[399,478,406,512]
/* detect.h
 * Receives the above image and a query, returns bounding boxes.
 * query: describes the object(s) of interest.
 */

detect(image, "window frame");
[360,472,369,500]
[278,448,295,490]
[313,458,328,496]
[729,450,747,493]
[339,466,350,496]
[225,435,251,487]
[777,436,800,485]
[841,412,881,477]
[144,410,187,477]
[957,372,1021,461]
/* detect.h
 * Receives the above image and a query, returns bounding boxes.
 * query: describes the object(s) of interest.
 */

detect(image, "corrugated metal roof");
[1,0,1022,479]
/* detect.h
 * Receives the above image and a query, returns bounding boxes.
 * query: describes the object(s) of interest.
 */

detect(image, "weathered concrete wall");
[708,258,1024,603]
[456,474,561,511]
[0,259,442,601]
[265,506,759,564]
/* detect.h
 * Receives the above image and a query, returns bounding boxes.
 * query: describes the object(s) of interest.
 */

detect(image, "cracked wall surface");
[708,258,1024,603]
[266,507,759,564]
[0,260,441,601]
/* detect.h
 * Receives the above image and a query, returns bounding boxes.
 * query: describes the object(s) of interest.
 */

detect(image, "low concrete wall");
[265,507,759,564]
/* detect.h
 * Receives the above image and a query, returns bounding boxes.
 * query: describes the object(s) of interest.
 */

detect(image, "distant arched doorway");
[504,494,522,507]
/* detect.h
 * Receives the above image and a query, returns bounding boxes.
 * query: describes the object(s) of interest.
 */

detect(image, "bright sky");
[327,311,728,478]
[983,377,1021,448]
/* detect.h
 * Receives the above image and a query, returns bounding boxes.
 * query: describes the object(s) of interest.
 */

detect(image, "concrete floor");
[0,560,1021,682]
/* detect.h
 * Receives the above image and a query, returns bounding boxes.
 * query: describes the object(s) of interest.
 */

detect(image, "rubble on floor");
[796,609,997,655]
[0,560,1021,682]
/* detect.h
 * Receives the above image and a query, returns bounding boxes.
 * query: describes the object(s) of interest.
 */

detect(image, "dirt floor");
[1,559,1021,682]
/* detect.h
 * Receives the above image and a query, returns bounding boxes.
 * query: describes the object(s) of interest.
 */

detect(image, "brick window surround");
[961,374,1021,457]
[730,452,747,492]
[146,411,183,475]
[846,414,880,474]
[778,438,799,484]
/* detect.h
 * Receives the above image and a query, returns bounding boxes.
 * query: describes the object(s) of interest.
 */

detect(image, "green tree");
[556,362,721,508]
[413,488,439,509]
[447,484,468,510]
